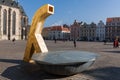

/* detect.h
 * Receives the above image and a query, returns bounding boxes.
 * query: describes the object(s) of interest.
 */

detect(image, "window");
[117,23,120,25]
[3,9,7,35]
[2,0,5,3]
[112,23,115,26]
[24,18,26,25]
[11,2,14,6]
[12,11,16,35]
[0,6,1,34]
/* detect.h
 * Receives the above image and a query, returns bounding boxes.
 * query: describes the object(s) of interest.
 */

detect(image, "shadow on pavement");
[0,59,22,64]
[82,67,120,80]
[104,43,113,45]
[1,59,120,80]
[102,50,120,54]
[1,59,67,80]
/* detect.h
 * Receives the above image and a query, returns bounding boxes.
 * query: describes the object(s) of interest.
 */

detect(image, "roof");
[106,18,113,23]
[50,26,70,32]
[0,0,27,16]
[18,5,27,16]
[107,17,120,23]
[51,26,62,31]
[70,20,82,28]
[43,27,51,31]
[44,26,70,33]
[0,0,18,7]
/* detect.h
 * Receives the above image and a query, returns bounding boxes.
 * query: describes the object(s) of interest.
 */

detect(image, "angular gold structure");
[23,4,54,62]
[23,4,98,76]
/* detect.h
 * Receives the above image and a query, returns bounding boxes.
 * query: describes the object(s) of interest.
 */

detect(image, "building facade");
[42,25,70,40]
[0,0,28,40]
[96,20,105,41]
[42,27,51,40]
[70,20,82,40]
[80,22,97,41]
[105,17,120,41]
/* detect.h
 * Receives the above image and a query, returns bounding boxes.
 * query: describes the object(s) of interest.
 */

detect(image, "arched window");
[3,9,7,35]
[12,11,16,35]
[0,6,2,34]
[24,18,26,25]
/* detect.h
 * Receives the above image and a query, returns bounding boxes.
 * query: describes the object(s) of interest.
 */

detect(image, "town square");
[0,0,120,80]
[0,40,120,80]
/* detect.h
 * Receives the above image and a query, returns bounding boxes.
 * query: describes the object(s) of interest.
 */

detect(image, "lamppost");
[23,27,26,40]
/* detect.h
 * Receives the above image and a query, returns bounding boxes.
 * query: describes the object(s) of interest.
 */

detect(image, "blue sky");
[19,0,120,27]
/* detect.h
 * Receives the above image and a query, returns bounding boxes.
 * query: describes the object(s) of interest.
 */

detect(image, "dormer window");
[2,0,5,3]
[11,3,14,6]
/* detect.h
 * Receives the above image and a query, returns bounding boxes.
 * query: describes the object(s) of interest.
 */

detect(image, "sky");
[19,0,120,27]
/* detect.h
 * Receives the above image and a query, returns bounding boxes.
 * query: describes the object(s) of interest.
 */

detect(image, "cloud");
[67,11,72,14]
[50,20,63,26]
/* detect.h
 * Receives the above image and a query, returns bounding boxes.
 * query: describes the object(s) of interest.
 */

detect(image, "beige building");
[80,22,96,41]
[106,17,120,41]
[70,20,82,40]
[0,0,28,40]
[70,20,96,41]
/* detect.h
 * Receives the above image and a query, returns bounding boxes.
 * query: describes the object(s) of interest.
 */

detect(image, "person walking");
[53,35,57,43]
[73,39,76,48]
[103,40,107,45]
[113,39,119,48]
[12,38,16,44]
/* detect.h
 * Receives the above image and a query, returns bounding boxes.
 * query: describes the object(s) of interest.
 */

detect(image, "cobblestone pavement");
[0,40,120,80]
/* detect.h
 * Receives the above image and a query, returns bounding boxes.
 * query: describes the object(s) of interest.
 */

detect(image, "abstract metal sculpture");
[23,4,54,63]
[23,4,98,75]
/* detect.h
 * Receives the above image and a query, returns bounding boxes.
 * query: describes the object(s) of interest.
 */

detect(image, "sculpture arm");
[23,4,54,62]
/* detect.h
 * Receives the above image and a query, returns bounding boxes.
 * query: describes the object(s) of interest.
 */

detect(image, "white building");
[0,0,28,40]
[48,26,70,40]
[96,20,105,41]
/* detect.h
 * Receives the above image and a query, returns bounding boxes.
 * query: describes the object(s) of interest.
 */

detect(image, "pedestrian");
[12,38,16,44]
[53,36,57,43]
[113,39,119,48]
[73,39,76,48]
[54,38,56,43]
[103,40,106,45]
[115,39,119,48]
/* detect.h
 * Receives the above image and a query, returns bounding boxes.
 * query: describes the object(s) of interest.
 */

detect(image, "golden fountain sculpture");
[23,4,98,76]
[23,4,54,63]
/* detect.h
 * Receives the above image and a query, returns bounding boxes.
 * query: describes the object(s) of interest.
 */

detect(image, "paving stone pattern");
[0,40,120,80]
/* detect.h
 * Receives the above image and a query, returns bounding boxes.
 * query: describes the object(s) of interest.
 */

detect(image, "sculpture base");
[32,51,98,75]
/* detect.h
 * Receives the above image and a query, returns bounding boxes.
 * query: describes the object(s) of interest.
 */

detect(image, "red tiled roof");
[106,18,112,22]
[51,26,62,31]
[50,26,70,32]
[43,26,70,32]
[106,17,120,22]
